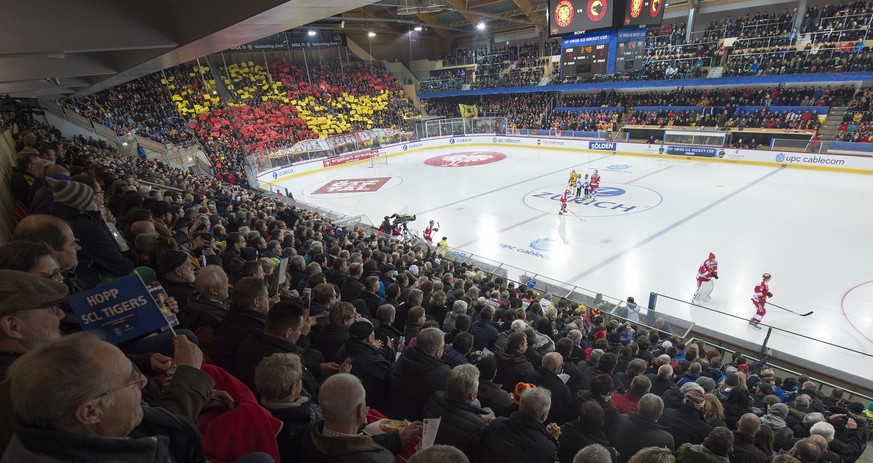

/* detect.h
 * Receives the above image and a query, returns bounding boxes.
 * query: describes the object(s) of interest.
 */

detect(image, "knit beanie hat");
[159,250,189,275]
[46,178,94,211]
[513,382,536,406]
[349,320,374,341]
[770,403,789,419]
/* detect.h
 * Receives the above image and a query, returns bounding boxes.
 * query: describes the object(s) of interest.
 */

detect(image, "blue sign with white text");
[69,274,169,345]
[665,146,718,157]
[589,141,617,151]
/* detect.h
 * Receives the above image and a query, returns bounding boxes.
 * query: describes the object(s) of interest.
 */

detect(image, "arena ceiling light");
[368,31,376,37]
[307,29,317,36]
[476,22,486,31]
[414,25,423,31]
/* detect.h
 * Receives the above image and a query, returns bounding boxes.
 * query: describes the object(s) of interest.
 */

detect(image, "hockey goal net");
[368,150,388,168]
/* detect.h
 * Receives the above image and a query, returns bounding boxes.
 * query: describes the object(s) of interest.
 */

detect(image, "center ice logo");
[523,183,662,217]
[424,151,507,167]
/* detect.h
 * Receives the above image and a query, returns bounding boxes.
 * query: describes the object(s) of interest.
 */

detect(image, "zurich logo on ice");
[492,137,498,143]
[608,164,631,171]
[272,172,278,179]
[402,145,408,151]
[595,187,626,197]
[775,153,785,162]
[449,138,456,144]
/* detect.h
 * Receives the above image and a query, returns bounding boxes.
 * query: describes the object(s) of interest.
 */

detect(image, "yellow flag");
[459,104,478,119]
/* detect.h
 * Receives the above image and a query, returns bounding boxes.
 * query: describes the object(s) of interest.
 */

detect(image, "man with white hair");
[303,373,422,462]
[573,444,612,463]
[480,387,558,463]
[811,419,863,463]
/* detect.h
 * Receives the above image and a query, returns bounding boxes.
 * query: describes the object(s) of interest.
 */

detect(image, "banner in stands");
[69,274,172,345]
[228,31,346,51]
[271,128,396,157]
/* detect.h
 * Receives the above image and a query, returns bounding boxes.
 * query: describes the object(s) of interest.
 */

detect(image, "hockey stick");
[766,301,813,317]
[566,209,586,222]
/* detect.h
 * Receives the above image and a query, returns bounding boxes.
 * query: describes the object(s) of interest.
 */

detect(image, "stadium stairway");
[819,105,847,140]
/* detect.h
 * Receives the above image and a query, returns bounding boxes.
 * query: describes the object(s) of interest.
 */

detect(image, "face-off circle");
[424,151,507,167]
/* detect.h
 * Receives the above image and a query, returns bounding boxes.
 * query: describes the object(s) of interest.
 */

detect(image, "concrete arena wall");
[257,134,873,186]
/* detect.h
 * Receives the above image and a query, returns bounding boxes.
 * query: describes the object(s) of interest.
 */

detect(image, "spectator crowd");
[4,111,872,463]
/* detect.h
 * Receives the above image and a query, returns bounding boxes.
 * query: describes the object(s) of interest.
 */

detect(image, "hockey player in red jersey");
[558,189,569,215]
[749,273,773,328]
[692,252,719,303]
[589,170,601,199]
[423,219,439,244]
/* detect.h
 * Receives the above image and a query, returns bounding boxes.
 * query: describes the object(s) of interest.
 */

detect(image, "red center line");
[625,166,673,184]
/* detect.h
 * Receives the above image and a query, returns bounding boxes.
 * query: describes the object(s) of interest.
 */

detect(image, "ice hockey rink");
[273,141,873,384]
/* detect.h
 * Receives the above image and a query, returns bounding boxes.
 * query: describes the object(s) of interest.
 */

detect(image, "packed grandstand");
[3,0,873,462]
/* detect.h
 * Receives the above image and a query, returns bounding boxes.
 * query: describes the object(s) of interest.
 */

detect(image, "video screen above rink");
[623,0,665,27]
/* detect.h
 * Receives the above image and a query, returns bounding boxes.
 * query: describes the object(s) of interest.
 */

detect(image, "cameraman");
[381,216,394,236]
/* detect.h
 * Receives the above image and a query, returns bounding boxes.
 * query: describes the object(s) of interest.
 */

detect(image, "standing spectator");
[610,394,675,463]
[480,387,559,463]
[389,327,450,421]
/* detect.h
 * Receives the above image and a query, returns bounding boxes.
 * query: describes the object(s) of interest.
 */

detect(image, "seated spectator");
[11,214,83,293]
[559,401,618,463]
[525,352,576,425]
[302,373,422,462]
[732,413,768,463]
[610,394,675,463]
[254,352,323,462]
[408,444,470,463]
[480,387,559,463]
[234,299,323,398]
[46,178,137,288]
[183,265,230,361]
[675,426,733,463]
[442,329,473,367]
[658,389,713,447]
[810,419,863,463]
[495,331,535,393]
[475,357,514,416]
[335,320,393,413]
[215,277,271,368]
[760,402,793,452]
[470,305,499,351]
[614,375,653,415]
[389,327,451,421]
[157,250,197,311]
[374,304,403,348]
[423,364,494,455]
[3,332,207,462]
[404,305,426,343]
[315,301,355,363]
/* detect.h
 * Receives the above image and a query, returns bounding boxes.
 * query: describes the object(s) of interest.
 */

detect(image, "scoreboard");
[561,28,647,79]
[562,43,610,78]
[548,0,663,37]
[615,38,645,73]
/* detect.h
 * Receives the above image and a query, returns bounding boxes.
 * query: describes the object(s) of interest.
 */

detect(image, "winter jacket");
[49,201,134,288]
[658,404,713,447]
[302,420,402,463]
[494,350,535,393]
[388,346,450,421]
[314,324,349,364]
[477,379,514,417]
[340,277,364,302]
[233,332,320,400]
[558,420,615,463]
[335,340,393,413]
[423,391,490,456]
[214,306,267,369]
[263,397,323,463]
[759,413,794,452]
[729,431,767,463]
[480,411,559,463]
[524,366,577,425]
[675,443,729,463]
[1,404,205,463]
[610,413,675,463]
[469,319,500,351]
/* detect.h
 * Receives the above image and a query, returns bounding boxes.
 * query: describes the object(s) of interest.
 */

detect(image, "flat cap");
[0,269,69,315]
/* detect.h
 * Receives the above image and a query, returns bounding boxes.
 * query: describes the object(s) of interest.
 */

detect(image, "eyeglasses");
[98,366,147,398]
[39,269,64,281]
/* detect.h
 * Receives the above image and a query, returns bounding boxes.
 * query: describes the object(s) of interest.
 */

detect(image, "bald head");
[737,413,761,436]
[789,438,822,463]
[129,220,156,237]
